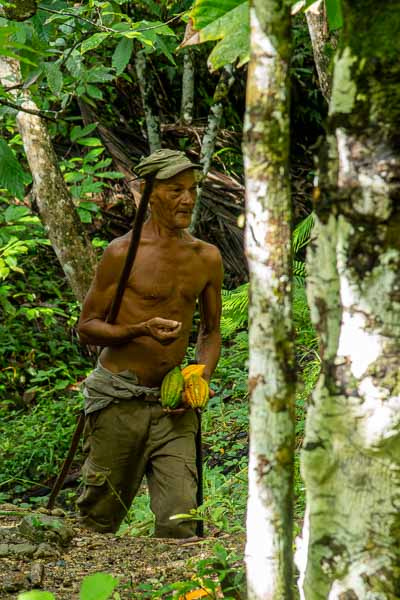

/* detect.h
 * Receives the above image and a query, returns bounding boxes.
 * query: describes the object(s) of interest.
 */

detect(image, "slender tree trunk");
[305,0,337,101]
[244,2,295,598]
[180,49,195,126]
[297,3,400,598]
[134,51,161,153]
[0,57,97,303]
[190,65,235,233]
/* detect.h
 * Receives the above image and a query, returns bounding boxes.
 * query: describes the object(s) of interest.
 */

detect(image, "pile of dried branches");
[79,102,248,287]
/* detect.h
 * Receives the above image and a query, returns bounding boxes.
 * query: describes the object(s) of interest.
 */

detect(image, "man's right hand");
[142,317,182,345]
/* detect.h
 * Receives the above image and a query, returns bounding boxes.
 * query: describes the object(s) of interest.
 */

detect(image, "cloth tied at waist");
[82,361,161,415]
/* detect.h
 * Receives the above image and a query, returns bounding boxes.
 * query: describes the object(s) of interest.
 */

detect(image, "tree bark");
[134,51,161,153]
[243,2,295,598]
[190,64,235,233]
[305,0,337,101]
[180,49,195,126]
[297,2,400,598]
[0,57,97,303]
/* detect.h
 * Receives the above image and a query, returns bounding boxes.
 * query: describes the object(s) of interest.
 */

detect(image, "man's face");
[150,169,197,230]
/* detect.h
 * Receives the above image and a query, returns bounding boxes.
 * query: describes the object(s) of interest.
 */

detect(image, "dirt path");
[0,507,245,599]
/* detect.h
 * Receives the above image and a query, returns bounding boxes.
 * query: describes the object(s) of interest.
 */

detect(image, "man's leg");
[147,408,199,538]
[77,399,152,533]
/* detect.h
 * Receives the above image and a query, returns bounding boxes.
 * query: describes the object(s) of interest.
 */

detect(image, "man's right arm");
[77,240,145,346]
[78,240,182,347]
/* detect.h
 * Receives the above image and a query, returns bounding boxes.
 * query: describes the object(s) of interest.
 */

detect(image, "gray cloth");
[82,361,160,415]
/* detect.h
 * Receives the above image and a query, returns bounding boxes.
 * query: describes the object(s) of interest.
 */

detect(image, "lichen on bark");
[244,1,295,598]
[297,2,400,598]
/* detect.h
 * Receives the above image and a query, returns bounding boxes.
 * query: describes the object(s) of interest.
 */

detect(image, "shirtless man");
[76,149,223,537]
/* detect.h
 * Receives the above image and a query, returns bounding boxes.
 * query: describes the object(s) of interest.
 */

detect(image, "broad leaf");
[191,0,244,29]
[79,573,119,600]
[112,37,133,75]
[44,62,63,95]
[0,138,26,200]
[184,0,249,71]
[4,205,30,222]
[81,33,110,55]
[70,123,98,142]
[325,0,343,30]
[132,20,177,64]
[86,66,115,83]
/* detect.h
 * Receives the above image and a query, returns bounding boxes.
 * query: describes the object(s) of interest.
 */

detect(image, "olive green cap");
[135,149,201,180]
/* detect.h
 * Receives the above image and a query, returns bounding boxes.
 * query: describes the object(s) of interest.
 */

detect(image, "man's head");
[135,149,202,230]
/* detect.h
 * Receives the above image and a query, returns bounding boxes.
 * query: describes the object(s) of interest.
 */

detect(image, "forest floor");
[0,505,245,599]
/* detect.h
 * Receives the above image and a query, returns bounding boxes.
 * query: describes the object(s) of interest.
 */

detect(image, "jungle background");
[0,0,326,597]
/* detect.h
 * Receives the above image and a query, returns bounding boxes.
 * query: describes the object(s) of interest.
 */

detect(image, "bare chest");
[128,244,207,303]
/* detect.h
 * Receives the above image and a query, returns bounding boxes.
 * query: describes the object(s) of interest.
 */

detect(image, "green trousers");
[77,398,199,537]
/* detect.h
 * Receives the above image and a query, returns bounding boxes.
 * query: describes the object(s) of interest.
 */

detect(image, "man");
[77,149,223,538]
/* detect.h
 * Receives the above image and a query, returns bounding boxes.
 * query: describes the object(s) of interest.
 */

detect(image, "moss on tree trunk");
[297,2,400,598]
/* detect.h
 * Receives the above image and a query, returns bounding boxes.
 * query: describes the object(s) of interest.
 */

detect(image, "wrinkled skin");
[78,169,223,386]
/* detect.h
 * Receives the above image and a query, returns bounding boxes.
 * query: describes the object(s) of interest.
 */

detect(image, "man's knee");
[77,458,128,533]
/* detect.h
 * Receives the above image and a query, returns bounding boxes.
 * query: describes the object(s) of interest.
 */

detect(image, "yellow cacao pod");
[183,374,209,409]
[181,364,206,380]
[160,367,184,409]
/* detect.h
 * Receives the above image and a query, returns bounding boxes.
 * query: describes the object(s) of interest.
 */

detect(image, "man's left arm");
[196,246,223,382]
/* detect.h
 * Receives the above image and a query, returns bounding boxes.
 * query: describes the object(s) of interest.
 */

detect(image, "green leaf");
[18,592,55,600]
[70,123,98,142]
[4,205,30,223]
[131,20,176,63]
[95,171,125,179]
[191,0,243,29]
[188,0,249,70]
[86,66,115,83]
[81,33,110,55]
[0,138,26,200]
[79,573,119,600]
[44,62,63,96]
[86,85,103,100]
[76,208,93,223]
[79,201,99,212]
[76,137,103,147]
[85,147,105,160]
[112,37,133,75]
[325,0,343,30]
[64,172,85,183]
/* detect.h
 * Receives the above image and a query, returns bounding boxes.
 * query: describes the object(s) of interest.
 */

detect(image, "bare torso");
[78,169,222,387]
[99,230,211,385]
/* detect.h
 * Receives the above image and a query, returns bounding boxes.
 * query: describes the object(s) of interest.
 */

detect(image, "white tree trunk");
[0,57,97,302]
[297,3,400,597]
[180,49,194,125]
[190,64,234,233]
[244,2,295,598]
[134,51,161,153]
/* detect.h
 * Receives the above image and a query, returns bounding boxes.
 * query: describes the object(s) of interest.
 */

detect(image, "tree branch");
[0,98,57,122]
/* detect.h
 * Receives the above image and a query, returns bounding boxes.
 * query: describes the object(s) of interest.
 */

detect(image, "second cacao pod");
[183,373,209,409]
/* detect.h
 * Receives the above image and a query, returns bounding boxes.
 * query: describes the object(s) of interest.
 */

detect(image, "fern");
[221,283,249,338]
[292,212,314,254]
[221,213,315,338]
